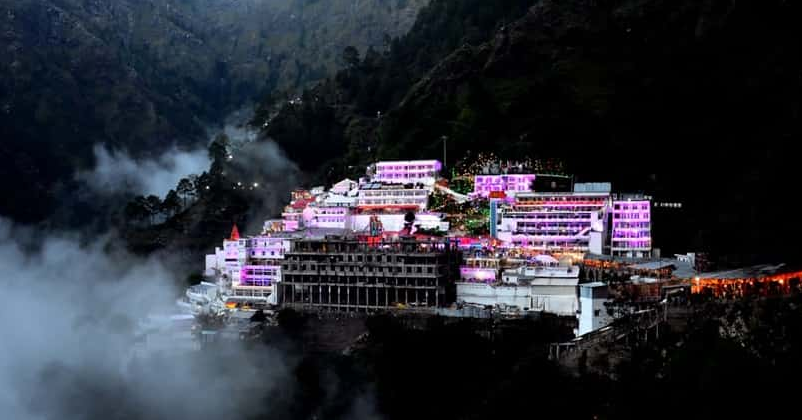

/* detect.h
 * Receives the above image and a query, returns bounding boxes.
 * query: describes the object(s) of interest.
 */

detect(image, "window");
[594,309,601,317]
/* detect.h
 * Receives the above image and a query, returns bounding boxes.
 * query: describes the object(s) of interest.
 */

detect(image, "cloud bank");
[0,218,293,420]
[76,145,211,198]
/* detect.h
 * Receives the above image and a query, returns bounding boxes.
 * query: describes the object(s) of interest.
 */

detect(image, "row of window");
[506,214,593,220]
[613,213,650,220]
[613,203,649,211]
[376,172,436,179]
[284,264,440,275]
[360,190,428,197]
[377,164,437,170]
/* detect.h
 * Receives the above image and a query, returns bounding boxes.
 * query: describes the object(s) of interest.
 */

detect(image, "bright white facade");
[303,206,351,229]
[456,264,580,316]
[357,182,430,210]
[577,282,614,336]
[372,160,442,186]
[205,236,291,304]
[330,178,358,195]
[351,212,448,233]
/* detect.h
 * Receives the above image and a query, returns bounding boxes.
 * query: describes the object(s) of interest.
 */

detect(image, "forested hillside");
[0,0,426,223]
[257,0,802,265]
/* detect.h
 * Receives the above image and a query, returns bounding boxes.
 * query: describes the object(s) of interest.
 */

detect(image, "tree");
[209,133,230,163]
[177,177,193,208]
[195,172,212,197]
[124,196,149,225]
[162,189,182,217]
[404,210,416,234]
[144,195,163,224]
[209,134,230,182]
[342,46,360,69]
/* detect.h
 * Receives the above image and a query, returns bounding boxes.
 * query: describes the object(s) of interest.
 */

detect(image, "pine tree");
[162,189,182,217]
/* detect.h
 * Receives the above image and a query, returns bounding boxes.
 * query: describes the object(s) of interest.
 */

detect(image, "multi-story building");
[473,174,536,198]
[357,182,430,211]
[303,205,351,229]
[611,198,652,258]
[496,191,610,252]
[279,236,461,312]
[371,160,442,186]
[205,229,290,303]
[456,263,580,316]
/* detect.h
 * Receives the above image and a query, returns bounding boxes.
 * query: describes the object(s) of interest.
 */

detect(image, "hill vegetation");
[0,0,427,223]
[257,0,802,265]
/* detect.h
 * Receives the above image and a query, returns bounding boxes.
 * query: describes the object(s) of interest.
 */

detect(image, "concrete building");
[279,236,461,312]
[611,198,652,258]
[357,182,430,211]
[371,160,442,186]
[456,264,580,316]
[473,174,536,198]
[496,191,610,252]
[330,178,358,195]
[303,205,351,229]
[495,185,653,256]
[577,282,613,336]
[205,230,290,304]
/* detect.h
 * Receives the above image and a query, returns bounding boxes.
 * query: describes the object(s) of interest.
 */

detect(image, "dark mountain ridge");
[0,0,427,223]
[258,0,802,265]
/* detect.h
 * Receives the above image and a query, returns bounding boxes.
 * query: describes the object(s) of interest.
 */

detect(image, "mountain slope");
[257,0,802,264]
[254,0,539,178]
[0,0,427,223]
[377,0,802,263]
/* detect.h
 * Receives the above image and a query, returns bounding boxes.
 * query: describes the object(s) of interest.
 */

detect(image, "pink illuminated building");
[205,233,291,303]
[473,174,536,198]
[496,192,610,252]
[611,199,652,258]
[371,160,442,185]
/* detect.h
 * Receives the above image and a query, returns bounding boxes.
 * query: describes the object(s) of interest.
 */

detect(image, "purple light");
[473,174,536,197]
[460,267,497,283]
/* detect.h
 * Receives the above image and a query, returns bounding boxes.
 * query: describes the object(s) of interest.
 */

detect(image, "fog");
[77,145,211,198]
[0,218,295,420]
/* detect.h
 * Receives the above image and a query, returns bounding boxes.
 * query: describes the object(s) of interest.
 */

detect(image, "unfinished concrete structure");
[280,236,461,312]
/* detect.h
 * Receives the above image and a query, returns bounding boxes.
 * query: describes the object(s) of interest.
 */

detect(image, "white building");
[351,212,448,233]
[330,178,358,195]
[321,192,358,207]
[204,234,291,305]
[577,282,614,336]
[302,205,351,229]
[456,264,580,316]
[357,182,430,211]
[371,160,442,186]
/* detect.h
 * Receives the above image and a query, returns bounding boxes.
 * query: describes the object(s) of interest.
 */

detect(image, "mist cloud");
[77,145,211,198]
[0,218,294,420]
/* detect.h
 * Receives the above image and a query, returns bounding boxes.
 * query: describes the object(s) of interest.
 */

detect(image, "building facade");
[357,182,430,210]
[496,192,610,252]
[577,282,613,336]
[611,199,652,258]
[205,235,290,303]
[280,237,461,312]
[473,174,536,198]
[371,160,442,185]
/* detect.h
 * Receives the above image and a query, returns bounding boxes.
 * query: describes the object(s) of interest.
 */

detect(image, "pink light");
[460,267,497,283]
